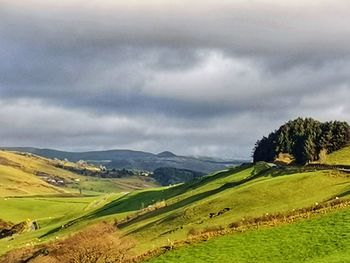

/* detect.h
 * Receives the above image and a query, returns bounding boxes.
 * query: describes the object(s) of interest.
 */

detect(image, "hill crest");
[3,147,243,173]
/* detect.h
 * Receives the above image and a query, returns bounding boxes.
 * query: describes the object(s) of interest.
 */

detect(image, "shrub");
[0,222,134,263]
[187,227,200,237]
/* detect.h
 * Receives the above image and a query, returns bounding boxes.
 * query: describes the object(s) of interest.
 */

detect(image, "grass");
[0,150,158,256]
[0,150,158,197]
[147,207,350,263]
[33,163,349,256]
[0,165,256,256]
[324,146,350,166]
[77,176,157,193]
[113,165,350,253]
[0,150,80,181]
[0,165,65,197]
[0,193,124,255]
[2,158,350,261]
[0,196,98,223]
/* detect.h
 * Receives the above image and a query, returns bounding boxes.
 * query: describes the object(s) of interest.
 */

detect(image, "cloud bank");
[1,0,350,158]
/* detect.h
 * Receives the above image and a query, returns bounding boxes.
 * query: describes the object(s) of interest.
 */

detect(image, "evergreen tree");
[253,118,350,164]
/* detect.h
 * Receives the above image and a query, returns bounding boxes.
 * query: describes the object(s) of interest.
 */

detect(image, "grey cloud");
[2,1,350,60]
[0,100,267,157]
[1,0,350,158]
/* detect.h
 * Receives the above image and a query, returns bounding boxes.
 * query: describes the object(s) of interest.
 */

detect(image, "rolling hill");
[323,145,350,166]
[114,163,350,256]
[148,207,350,263]
[2,157,350,262]
[0,164,65,197]
[0,150,72,197]
[0,150,158,197]
[3,147,244,173]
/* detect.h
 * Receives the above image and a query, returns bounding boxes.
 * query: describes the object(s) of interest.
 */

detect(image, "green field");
[9,163,345,257]
[0,165,65,197]
[324,146,350,166]
[0,150,157,197]
[0,150,157,256]
[115,164,350,253]
[1,150,350,262]
[148,207,350,263]
[0,193,125,255]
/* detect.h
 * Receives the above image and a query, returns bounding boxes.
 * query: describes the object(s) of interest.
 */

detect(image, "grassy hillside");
[148,207,350,263]
[2,162,350,262]
[116,164,350,254]
[0,165,65,197]
[0,150,76,196]
[0,193,122,255]
[323,146,350,166]
[0,150,92,196]
[4,147,241,173]
[0,150,158,256]
[0,150,157,197]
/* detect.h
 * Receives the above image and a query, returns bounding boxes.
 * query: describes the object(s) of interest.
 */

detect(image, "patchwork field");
[1,150,350,262]
[0,150,157,197]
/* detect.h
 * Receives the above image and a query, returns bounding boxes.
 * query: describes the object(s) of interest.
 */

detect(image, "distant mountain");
[156,151,177,158]
[3,147,246,173]
[3,147,153,161]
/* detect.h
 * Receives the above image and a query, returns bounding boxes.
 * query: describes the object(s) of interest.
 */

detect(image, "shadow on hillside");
[90,165,252,217]
[85,165,254,220]
[41,163,304,238]
[122,165,317,234]
[338,189,350,198]
[257,164,321,179]
[40,165,254,238]
[265,167,305,177]
[40,190,161,238]
[118,166,279,233]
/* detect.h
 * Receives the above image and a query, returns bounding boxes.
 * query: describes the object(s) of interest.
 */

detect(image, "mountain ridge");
[2,147,245,173]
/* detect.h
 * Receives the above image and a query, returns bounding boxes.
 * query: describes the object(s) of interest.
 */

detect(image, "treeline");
[152,167,205,186]
[253,118,350,164]
[55,163,137,178]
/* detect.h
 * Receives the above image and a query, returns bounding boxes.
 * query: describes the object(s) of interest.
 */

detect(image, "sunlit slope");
[0,150,81,196]
[119,165,350,252]
[324,145,350,166]
[0,193,122,256]
[2,162,350,260]
[60,163,350,255]
[0,165,65,197]
[0,150,158,196]
[148,207,350,263]
[0,150,75,196]
[0,150,158,257]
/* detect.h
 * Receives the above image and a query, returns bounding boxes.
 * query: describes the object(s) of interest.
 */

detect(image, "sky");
[1,0,350,158]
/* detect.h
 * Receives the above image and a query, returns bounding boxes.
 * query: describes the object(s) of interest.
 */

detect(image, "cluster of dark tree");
[56,164,136,178]
[253,118,350,164]
[98,168,135,178]
[152,167,205,186]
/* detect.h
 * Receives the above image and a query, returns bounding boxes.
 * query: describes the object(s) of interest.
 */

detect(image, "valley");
[1,144,350,262]
[2,2,350,262]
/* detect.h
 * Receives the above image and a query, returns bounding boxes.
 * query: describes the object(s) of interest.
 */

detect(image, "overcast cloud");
[1,0,350,158]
